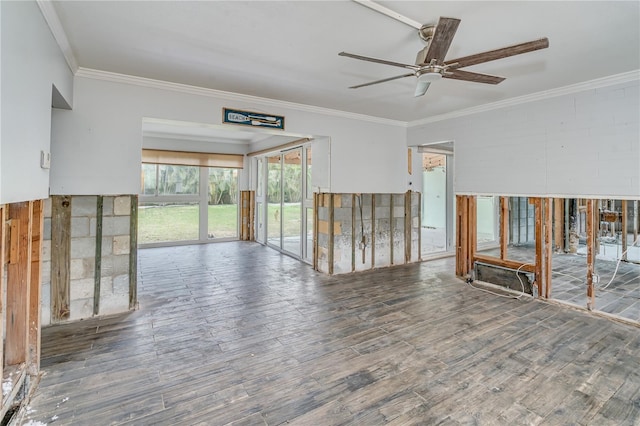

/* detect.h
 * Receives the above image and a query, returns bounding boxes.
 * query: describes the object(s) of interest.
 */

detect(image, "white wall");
[51,75,408,196]
[408,79,640,198]
[0,1,73,204]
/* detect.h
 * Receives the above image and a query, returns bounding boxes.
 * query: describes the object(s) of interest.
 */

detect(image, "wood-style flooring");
[23,242,640,425]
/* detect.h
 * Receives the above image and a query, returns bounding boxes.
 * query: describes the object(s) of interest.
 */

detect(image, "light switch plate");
[40,150,51,169]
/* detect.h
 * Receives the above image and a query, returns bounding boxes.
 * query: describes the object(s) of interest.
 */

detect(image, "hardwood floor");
[23,242,640,425]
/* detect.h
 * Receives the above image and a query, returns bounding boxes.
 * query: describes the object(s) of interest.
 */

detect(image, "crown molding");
[409,70,640,127]
[37,0,78,74]
[74,68,407,127]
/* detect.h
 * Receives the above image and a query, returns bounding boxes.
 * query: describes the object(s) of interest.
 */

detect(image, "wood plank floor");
[23,242,640,425]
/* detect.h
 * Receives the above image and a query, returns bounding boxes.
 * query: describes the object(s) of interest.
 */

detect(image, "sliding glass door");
[258,145,312,262]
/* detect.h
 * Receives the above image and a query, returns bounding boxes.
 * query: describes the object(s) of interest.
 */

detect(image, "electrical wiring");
[600,235,640,290]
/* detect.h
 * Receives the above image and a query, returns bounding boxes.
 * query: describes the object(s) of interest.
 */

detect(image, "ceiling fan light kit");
[339,11,549,98]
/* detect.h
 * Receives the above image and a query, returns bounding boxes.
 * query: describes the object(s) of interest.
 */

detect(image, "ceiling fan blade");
[339,52,418,70]
[444,69,505,84]
[445,38,549,69]
[422,17,461,65]
[349,73,414,89]
[414,81,431,97]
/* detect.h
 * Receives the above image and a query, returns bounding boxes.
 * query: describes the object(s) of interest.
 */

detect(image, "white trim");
[409,70,640,127]
[37,0,78,74]
[75,68,407,127]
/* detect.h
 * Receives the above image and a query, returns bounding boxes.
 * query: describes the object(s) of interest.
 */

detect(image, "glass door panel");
[282,149,302,256]
[267,154,282,248]
[422,154,447,255]
[208,168,239,239]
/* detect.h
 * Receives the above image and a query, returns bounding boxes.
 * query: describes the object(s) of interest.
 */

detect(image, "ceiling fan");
[339,16,549,97]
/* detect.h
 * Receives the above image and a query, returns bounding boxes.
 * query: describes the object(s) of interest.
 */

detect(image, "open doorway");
[419,142,455,257]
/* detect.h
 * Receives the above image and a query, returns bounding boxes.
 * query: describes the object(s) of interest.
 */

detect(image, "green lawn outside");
[138,203,303,244]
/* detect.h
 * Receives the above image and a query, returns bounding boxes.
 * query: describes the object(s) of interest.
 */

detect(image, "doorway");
[256,144,313,262]
[421,147,455,257]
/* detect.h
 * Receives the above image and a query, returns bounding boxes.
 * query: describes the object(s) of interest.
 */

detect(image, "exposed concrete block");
[375,206,390,219]
[334,195,341,208]
[101,236,114,256]
[318,207,328,221]
[101,254,129,276]
[376,194,391,207]
[43,217,52,240]
[393,206,405,218]
[341,195,352,208]
[103,197,114,216]
[71,278,95,300]
[394,195,405,206]
[42,240,52,262]
[71,217,91,237]
[70,258,95,280]
[112,235,130,255]
[113,274,129,294]
[71,196,97,216]
[41,281,51,327]
[99,294,130,316]
[318,220,329,235]
[102,216,130,236]
[42,260,51,283]
[334,207,352,221]
[71,237,96,259]
[114,196,131,216]
[43,197,52,218]
[70,298,93,320]
[100,276,114,295]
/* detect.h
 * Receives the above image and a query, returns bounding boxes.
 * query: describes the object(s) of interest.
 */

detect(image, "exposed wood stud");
[371,194,376,268]
[328,193,334,275]
[473,254,536,273]
[621,200,628,262]
[417,192,422,262]
[0,205,6,383]
[28,200,43,375]
[390,194,394,265]
[404,191,411,264]
[469,196,477,262]
[586,199,595,311]
[544,198,553,299]
[6,201,33,365]
[533,198,543,297]
[554,198,564,252]
[500,196,508,260]
[93,196,103,316]
[51,195,71,321]
[249,191,255,241]
[351,194,356,272]
[313,193,318,271]
[456,195,470,277]
[129,195,138,310]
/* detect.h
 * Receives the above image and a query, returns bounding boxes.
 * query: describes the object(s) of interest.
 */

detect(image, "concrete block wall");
[42,195,134,325]
[317,192,421,275]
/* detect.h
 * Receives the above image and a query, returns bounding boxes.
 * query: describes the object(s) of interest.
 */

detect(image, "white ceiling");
[52,1,639,123]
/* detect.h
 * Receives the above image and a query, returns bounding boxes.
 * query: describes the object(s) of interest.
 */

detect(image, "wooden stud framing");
[371,194,376,268]
[456,195,470,277]
[351,194,356,272]
[313,193,319,271]
[469,196,477,263]
[554,198,564,252]
[417,192,422,261]
[129,195,138,310]
[0,205,6,385]
[6,201,33,365]
[28,200,43,375]
[586,199,596,310]
[328,193,334,275]
[51,195,71,321]
[500,197,508,260]
[544,198,553,299]
[621,200,628,261]
[634,200,639,242]
[389,194,394,265]
[533,198,543,297]
[249,191,256,241]
[473,254,536,273]
[93,196,103,316]
[404,191,412,264]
